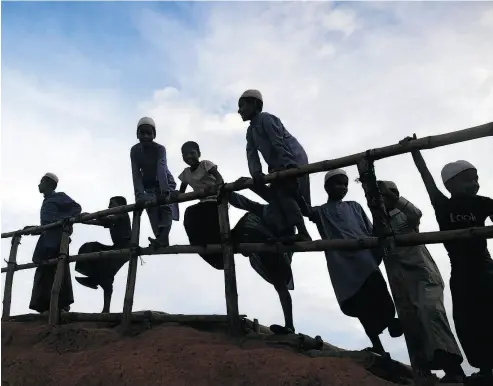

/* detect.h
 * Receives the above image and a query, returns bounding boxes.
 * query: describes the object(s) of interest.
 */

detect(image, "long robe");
[229,191,294,289]
[246,112,311,227]
[312,200,396,335]
[386,197,463,371]
[29,192,82,313]
[130,142,179,239]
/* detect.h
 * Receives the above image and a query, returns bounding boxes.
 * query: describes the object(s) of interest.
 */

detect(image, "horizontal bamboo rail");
[3,225,493,273]
[2,121,491,239]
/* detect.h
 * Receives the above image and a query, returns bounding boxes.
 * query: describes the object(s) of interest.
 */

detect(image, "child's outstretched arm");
[179,182,188,194]
[401,136,442,204]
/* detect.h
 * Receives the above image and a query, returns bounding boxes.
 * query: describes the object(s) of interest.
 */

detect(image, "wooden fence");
[1,122,492,336]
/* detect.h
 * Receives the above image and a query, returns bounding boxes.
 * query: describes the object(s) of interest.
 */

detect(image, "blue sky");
[2,1,493,376]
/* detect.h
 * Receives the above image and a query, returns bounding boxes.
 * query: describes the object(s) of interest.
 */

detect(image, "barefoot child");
[238,89,311,243]
[308,169,401,356]
[379,180,464,383]
[75,196,131,313]
[130,117,179,248]
[229,177,297,334]
[178,141,224,269]
[404,136,493,384]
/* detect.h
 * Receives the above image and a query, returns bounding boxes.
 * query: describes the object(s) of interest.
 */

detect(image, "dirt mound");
[1,320,399,386]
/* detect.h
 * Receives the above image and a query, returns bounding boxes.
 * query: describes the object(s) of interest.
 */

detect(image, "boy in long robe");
[379,180,464,383]
[131,117,179,248]
[229,177,296,334]
[237,89,311,243]
[75,196,131,313]
[177,141,224,270]
[28,173,82,314]
[404,136,493,385]
[308,169,402,356]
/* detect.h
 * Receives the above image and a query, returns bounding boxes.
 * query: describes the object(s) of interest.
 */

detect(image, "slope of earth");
[1,320,399,386]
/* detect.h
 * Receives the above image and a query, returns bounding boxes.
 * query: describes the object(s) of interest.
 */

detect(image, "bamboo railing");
[1,122,492,336]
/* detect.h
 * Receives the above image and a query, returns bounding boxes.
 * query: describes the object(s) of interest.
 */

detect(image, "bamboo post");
[356,155,394,258]
[120,209,142,331]
[2,235,22,321]
[48,229,71,326]
[217,194,242,336]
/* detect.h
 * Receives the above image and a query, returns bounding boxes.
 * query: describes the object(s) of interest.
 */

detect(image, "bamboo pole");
[217,194,242,336]
[6,312,247,324]
[48,230,71,326]
[2,235,21,321]
[120,209,142,331]
[3,225,493,273]
[3,122,491,240]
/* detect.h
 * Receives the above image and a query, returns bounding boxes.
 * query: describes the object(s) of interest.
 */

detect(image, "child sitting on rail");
[237,89,311,243]
[228,177,297,335]
[176,141,225,269]
[131,117,179,248]
[403,135,493,385]
[75,196,131,313]
[307,169,402,356]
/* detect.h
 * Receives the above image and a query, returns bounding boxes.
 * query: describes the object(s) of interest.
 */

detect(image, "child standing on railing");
[403,135,493,384]
[176,141,224,269]
[28,173,82,315]
[75,196,131,313]
[131,117,179,248]
[238,89,311,243]
[307,169,402,356]
[378,180,465,383]
[228,177,297,335]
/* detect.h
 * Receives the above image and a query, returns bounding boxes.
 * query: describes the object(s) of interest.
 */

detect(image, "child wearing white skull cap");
[307,168,402,357]
[403,136,493,384]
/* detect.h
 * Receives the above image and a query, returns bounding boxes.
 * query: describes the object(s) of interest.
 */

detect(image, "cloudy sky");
[1,1,492,374]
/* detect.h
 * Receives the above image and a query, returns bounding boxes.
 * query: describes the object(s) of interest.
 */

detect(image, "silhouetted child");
[178,141,224,269]
[404,136,493,385]
[238,89,311,243]
[229,177,297,334]
[308,169,402,356]
[76,196,131,313]
[130,117,179,248]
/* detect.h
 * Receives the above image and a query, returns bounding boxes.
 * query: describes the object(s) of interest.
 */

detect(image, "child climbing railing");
[2,122,493,336]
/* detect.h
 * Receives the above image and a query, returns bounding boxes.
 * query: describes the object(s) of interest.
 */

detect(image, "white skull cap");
[324,169,347,183]
[441,160,476,184]
[240,89,263,102]
[43,172,59,184]
[380,180,398,190]
[137,117,156,128]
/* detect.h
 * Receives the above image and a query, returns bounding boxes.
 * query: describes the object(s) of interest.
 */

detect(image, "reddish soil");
[2,321,396,386]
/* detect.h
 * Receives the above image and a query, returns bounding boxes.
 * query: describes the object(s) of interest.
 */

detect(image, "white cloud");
[2,2,493,374]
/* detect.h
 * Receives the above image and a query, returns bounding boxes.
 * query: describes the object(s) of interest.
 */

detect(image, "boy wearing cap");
[131,117,179,248]
[379,180,465,383]
[28,173,82,314]
[238,89,311,242]
[308,169,401,356]
[403,136,493,384]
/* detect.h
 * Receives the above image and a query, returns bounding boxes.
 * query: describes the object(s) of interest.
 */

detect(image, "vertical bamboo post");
[49,229,71,326]
[357,156,427,381]
[120,209,142,331]
[217,194,242,336]
[2,235,22,321]
[356,156,394,257]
